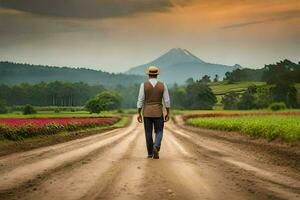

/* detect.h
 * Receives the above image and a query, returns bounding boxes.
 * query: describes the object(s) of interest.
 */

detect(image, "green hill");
[209,81,266,108]
[0,61,145,86]
[210,81,266,95]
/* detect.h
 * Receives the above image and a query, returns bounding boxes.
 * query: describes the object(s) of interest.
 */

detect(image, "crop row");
[182,111,300,121]
[0,117,119,141]
[186,116,300,142]
[0,118,117,125]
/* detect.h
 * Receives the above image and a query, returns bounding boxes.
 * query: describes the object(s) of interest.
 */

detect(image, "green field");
[208,82,300,108]
[186,115,300,143]
[209,82,300,95]
[208,81,267,108]
[0,110,121,119]
[209,81,266,95]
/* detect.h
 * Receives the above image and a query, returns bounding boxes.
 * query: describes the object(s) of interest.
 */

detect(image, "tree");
[255,87,273,109]
[185,77,194,85]
[113,84,139,108]
[224,68,264,83]
[185,82,216,110]
[169,86,187,109]
[85,91,122,113]
[213,74,219,82]
[0,99,8,114]
[23,104,37,115]
[198,75,211,83]
[0,81,105,107]
[271,84,298,108]
[237,90,257,110]
[262,59,298,84]
[221,92,239,110]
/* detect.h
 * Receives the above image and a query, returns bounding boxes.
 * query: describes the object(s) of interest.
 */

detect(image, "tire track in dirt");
[2,124,141,200]
[167,120,300,200]
[0,128,126,175]
[136,128,252,200]
[0,119,138,193]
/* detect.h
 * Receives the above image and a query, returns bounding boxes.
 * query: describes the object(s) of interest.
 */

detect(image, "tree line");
[0,81,105,107]
[0,80,218,111]
[224,59,300,83]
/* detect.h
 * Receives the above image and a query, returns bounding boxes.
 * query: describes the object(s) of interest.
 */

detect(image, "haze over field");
[0,0,299,72]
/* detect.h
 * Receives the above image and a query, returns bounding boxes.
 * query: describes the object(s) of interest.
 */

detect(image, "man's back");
[143,80,164,118]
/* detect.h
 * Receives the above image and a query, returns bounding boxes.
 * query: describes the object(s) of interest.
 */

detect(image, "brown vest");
[143,81,164,117]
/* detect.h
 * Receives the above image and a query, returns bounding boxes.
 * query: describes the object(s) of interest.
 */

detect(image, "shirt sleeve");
[137,83,145,108]
[163,82,171,108]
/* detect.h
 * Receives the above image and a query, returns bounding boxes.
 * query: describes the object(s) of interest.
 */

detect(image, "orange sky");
[0,0,299,71]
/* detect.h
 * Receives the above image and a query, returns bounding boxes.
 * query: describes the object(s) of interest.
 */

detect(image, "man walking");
[137,66,171,159]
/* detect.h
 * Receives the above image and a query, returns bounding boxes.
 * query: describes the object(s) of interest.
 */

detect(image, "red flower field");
[0,118,117,126]
[0,117,120,141]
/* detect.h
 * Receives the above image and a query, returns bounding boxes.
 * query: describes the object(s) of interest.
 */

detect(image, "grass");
[109,116,130,128]
[186,115,300,143]
[0,110,121,119]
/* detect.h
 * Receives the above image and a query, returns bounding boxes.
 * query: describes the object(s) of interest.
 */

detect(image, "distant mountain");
[0,49,241,86]
[0,62,145,86]
[126,48,241,84]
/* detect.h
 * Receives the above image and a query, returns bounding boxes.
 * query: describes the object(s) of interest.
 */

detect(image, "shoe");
[147,155,153,159]
[153,146,159,159]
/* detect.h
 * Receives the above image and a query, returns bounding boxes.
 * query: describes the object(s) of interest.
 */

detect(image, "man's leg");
[143,117,154,157]
[153,116,164,157]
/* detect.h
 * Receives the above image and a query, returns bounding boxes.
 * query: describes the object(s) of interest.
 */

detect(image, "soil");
[0,115,299,200]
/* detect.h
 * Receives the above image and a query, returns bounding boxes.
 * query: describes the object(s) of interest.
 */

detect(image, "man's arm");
[165,107,170,122]
[137,108,143,123]
[137,83,144,123]
[163,83,171,122]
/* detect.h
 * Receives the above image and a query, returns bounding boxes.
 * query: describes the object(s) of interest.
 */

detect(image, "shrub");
[54,109,60,113]
[0,99,8,114]
[85,91,122,113]
[269,102,287,111]
[23,104,37,115]
[117,109,124,114]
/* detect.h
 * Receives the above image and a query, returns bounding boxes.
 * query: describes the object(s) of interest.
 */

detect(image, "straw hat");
[145,66,160,75]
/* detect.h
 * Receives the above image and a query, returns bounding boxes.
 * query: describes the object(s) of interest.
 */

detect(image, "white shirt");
[137,78,171,108]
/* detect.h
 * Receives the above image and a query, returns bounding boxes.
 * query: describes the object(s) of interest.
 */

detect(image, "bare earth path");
[0,115,299,200]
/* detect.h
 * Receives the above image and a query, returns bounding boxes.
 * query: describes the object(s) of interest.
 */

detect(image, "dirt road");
[0,115,299,200]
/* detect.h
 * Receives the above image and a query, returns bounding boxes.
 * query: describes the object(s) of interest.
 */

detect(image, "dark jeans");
[143,116,164,156]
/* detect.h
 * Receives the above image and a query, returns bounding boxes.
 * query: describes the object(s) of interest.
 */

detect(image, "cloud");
[0,7,104,47]
[221,9,300,29]
[0,0,183,18]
